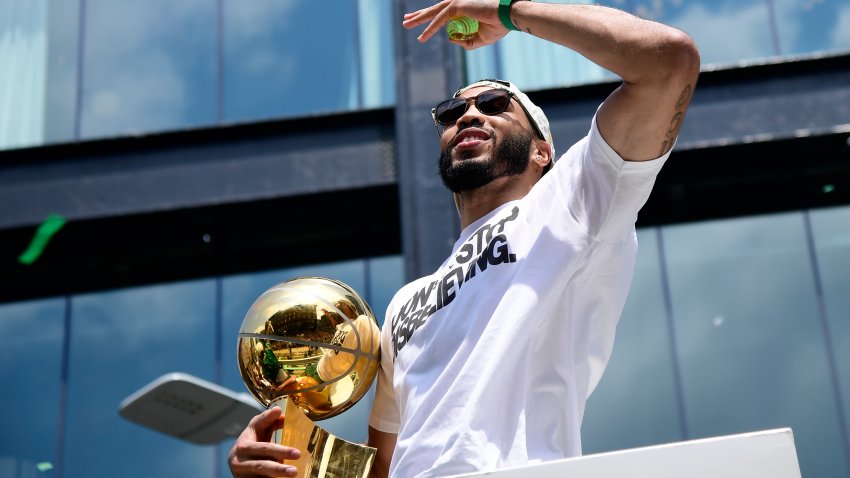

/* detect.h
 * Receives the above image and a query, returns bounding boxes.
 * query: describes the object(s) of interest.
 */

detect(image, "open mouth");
[452,128,491,150]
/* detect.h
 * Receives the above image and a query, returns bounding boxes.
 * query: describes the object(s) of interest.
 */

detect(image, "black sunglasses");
[432,88,515,126]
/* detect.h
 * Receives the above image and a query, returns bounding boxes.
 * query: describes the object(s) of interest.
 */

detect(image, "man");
[229,0,699,476]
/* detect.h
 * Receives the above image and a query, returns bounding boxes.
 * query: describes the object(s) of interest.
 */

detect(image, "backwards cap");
[453,78,555,161]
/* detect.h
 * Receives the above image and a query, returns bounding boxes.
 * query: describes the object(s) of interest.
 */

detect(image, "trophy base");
[271,398,376,478]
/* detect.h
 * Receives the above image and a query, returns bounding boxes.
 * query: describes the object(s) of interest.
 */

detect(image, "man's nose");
[456,103,485,130]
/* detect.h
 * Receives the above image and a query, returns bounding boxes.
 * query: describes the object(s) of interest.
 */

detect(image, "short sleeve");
[557,113,669,243]
[368,313,400,433]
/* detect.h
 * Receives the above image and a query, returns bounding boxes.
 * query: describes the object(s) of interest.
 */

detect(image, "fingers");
[235,438,301,462]
[403,0,454,42]
[230,456,298,477]
[229,441,301,477]
[449,38,475,50]
[402,0,451,29]
[418,4,457,43]
[449,32,493,50]
[248,406,285,441]
[417,20,444,43]
[404,0,510,48]
[228,407,301,477]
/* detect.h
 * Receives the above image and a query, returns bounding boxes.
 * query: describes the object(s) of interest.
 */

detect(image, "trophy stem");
[271,398,376,478]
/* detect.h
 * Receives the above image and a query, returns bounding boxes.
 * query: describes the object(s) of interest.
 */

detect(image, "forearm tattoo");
[659,84,692,156]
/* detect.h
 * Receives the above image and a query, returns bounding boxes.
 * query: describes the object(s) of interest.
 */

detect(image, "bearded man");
[229,1,700,477]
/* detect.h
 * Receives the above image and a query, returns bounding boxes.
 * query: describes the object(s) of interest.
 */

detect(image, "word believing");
[391,206,520,356]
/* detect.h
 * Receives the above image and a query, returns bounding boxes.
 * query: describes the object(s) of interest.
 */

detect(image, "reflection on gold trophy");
[237,277,381,478]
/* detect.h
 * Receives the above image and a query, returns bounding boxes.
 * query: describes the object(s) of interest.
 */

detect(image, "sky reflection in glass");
[63,280,217,478]
[0,297,64,478]
[663,212,848,478]
[79,0,217,140]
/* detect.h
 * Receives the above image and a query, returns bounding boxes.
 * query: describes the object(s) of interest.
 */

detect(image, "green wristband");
[498,0,520,31]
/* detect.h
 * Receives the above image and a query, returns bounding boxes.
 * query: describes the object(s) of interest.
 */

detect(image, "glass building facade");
[1,0,850,477]
[466,0,850,90]
[583,207,850,478]
[3,0,850,150]
[1,0,396,150]
[2,208,849,477]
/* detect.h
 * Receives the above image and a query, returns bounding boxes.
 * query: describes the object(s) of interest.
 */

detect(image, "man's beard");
[438,130,533,193]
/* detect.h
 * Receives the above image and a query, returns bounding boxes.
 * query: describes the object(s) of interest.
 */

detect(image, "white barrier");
[452,428,801,478]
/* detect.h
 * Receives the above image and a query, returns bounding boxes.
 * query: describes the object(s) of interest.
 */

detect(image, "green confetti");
[18,214,66,265]
[36,462,54,472]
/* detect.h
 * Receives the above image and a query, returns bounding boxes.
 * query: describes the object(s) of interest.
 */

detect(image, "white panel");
[452,428,802,478]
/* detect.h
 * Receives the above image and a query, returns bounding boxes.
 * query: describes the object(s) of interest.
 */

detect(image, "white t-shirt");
[369,115,669,478]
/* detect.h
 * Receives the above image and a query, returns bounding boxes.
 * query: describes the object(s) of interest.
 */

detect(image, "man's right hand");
[228,406,302,477]
[403,0,509,49]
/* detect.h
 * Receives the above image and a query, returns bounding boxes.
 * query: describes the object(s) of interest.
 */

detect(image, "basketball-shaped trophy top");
[237,276,380,420]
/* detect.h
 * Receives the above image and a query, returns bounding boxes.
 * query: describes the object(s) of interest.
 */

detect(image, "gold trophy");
[237,277,381,478]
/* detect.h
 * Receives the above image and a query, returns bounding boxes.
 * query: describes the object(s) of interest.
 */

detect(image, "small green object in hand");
[447,16,478,41]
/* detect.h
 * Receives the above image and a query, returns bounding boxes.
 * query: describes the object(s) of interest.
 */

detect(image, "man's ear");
[533,140,552,168]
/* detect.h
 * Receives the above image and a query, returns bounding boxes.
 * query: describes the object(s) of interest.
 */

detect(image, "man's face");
[436,87,535,193]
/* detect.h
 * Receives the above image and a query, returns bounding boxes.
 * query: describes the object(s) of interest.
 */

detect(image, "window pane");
[810,205,850,445]
[0,297,64,478]
[465,0,617,89]
[0,0,82,150]
[664,212,849,478]
[44,0,80,145]
[467,0,842,89]
[63,280,216,478]
[367,255,405,327]
[223,0,394,122]
[634,0,776,66]
[774,0,850,56]
[357,0,396,109]
[79,0,217,139]
[582,229,684,453]
[465,0,832,89]
[0,0,48,150]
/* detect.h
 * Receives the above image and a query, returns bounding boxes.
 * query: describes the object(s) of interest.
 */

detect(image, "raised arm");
[404,0,700,161]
